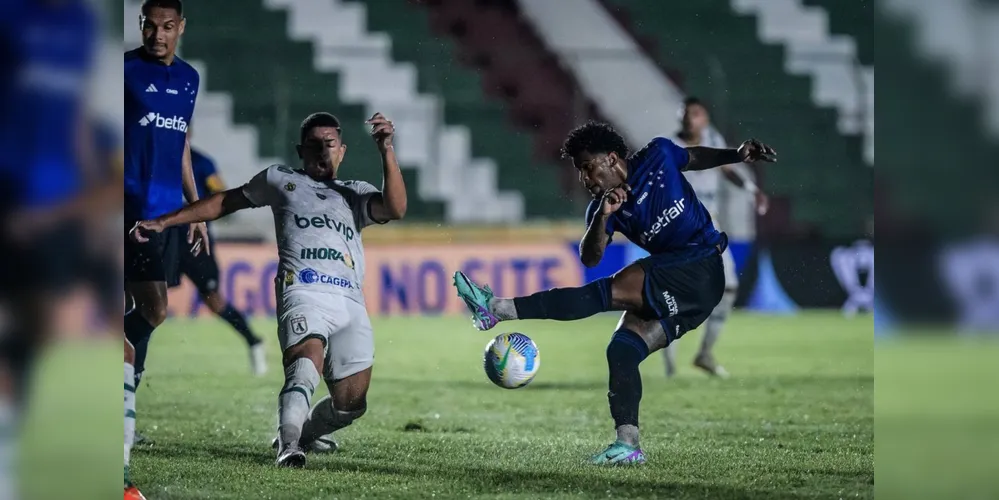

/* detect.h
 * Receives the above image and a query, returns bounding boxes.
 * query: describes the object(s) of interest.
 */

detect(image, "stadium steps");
[730,0,874,166]
[876,8,999,233]
[350,0,580,217]
[166,0,448,222]
[603,0,871,238]
[802,0,874,66]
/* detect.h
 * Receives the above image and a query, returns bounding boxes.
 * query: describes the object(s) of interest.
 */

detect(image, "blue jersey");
[123,47,199,219]
[0,0,97,208]
[190,148,224,200]
[585,137,724,264]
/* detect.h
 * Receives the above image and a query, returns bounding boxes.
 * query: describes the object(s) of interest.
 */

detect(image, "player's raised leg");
[453,264,639,330]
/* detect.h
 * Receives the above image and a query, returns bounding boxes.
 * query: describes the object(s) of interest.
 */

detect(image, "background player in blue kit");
[123,0,208,391]
[176,144,267,376]
[454,122,776,465]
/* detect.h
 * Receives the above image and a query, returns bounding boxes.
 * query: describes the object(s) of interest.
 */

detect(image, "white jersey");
[242,165,382,305]
[672,130,727,217]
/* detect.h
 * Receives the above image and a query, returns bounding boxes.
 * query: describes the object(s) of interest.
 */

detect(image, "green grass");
[118,311,873,499]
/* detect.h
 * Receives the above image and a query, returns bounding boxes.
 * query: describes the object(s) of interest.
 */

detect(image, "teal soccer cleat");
[453,271,500,331]
[589,441,647,465]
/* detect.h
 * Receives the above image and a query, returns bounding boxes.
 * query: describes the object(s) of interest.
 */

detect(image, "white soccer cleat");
[271,435,338,453]
[250,343,267,376]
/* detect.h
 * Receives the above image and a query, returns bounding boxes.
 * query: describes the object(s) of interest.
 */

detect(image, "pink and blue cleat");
[589,441,647,466]
[453,271,500,331]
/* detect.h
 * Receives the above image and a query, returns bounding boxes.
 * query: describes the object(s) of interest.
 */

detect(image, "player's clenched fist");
[737,139,777,163]
[600,185,629,215]
[366,113,394,151]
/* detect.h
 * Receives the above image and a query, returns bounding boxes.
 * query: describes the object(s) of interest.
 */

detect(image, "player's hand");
[738,139,777,163]
[600,185,629,215]
[754,191,770,216]
[130,219,164,243]
[188,222,210,256]
[366,112,395,151]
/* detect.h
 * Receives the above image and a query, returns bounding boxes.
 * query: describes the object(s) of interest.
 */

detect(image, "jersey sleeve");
[584,199,615,241]
[342,180,385,230]
[200,156,225,193]
[653,137,691,171]
[241,166,277,207]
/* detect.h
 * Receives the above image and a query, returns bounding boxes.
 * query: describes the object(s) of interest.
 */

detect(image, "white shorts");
[721,246,739,290]
[277,290,374,381]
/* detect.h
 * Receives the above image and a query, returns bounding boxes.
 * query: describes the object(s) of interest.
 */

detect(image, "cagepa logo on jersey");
[296,268,355,289]
[138,112,188,132]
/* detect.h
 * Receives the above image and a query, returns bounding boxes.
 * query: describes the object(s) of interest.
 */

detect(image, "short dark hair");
[683,96,708,112]
[561,121,629,161]
[299,112,342,143]
[141,0,183,16]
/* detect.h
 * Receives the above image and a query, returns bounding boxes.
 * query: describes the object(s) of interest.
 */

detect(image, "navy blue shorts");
[124,219,183,287]
[176,238,220,295]
[637,250,726,345]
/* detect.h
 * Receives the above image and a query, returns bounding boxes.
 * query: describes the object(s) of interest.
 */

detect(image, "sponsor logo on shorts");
[297,268,355,289]
[300,247,354,269]
[290,315,308,334]
[293,213,355,241]
[661,290,679,317]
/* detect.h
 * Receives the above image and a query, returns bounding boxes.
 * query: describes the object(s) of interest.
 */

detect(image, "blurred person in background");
[174,137,266,376]
[663,97,770,378]
[0,0,115,497]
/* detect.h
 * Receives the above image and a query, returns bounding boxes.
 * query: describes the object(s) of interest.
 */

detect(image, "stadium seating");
[802,0,874,66]
[604,0,872,238]
[352,0,581,217]
[877,7,999,233]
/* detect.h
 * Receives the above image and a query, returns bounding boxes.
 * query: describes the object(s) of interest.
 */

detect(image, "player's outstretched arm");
[685,139,777,171]
[130,189,253,243]
[367,113,407,222]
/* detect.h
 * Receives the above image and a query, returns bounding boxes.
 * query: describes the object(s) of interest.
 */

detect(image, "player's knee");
[606,329,651,367]
[141,301,168,327]
[282,338,325,370]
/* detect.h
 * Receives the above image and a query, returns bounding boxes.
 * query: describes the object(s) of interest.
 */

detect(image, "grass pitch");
[121,313,874,500]
[120,311,872,499]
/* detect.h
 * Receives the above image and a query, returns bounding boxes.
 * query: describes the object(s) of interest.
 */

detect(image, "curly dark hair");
[560,121,629,162]
[142,0,183,16]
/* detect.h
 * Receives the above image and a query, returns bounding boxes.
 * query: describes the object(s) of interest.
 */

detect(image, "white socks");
[277,358,319,448]
[489,298,518,321]
[124,362,136,467]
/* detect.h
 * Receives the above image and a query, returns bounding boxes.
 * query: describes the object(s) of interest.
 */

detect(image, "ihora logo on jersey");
[138,112,188,133]
[640,198,686,243]
[299,247,354,269]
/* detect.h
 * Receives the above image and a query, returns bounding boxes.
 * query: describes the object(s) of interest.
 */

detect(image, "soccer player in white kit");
[664,98,769,377]
[131,111,407,467]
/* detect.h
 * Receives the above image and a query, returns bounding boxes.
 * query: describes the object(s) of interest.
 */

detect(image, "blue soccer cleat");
[589,441,647,466]
[453,271,500,331]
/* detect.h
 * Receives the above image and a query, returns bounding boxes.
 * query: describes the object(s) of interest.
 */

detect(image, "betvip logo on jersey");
[294,213,355,241]
[138,112,188,132]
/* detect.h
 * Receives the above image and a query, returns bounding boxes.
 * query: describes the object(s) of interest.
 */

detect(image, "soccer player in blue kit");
[124,0,208,391]
[174,143,267,375]
[454,122,776,465]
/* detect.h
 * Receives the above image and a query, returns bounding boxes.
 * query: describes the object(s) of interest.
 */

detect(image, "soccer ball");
[483,332,540,389]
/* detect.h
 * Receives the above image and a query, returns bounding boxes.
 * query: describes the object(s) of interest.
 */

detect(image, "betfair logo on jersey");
[294,214,355,241]
[300,247,355,269]
[640,198,686,243]
[138,112,188,132]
